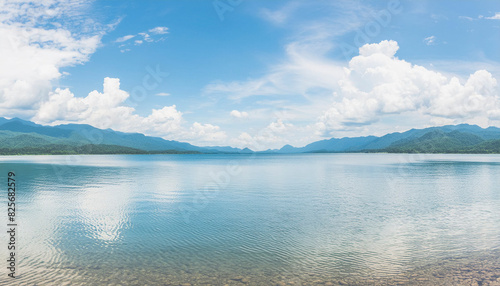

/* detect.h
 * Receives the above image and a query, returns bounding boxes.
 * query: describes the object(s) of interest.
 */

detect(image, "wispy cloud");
[149,26,169,34]
[204,1,373,100]
[115,26,169,52]
[115,34,135,42]
[259,1,301,25]
[459,16,474,21]
[424,35,436,45]
[155,92,170,96]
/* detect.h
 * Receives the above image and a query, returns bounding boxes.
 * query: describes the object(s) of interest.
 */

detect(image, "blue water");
[1,154,500,285]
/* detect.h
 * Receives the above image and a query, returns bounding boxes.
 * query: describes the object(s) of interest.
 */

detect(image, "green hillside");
[0,118,236,154]
[382,130,500,153]
[466,140,500,153]
[0,144,201,155]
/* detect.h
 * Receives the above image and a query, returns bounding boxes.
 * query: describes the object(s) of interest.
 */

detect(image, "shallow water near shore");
[1,154,499,285]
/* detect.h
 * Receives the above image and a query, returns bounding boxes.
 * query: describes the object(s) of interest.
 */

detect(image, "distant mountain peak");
[8,117,38,126]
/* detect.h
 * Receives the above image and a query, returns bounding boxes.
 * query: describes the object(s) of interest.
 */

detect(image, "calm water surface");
[0,154,499,285]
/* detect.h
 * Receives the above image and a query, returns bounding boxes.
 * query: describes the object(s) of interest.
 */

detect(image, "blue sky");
[1,0,499,150]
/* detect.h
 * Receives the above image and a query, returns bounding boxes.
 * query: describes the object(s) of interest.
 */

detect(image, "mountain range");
[1,117,500,154]
[0,117,245,155]
[268,123,500,154]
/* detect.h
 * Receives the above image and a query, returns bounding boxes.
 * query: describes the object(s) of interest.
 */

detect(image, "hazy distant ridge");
[2,118,500,154]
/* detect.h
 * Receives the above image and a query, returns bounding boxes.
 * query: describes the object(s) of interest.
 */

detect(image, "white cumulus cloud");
[33,77,226,145]
[317,40,500,136]
[485,13,500,20]
[230,118,300,150]
[230,110,249,118]
[188,122,227,144]
[0,0,106,117]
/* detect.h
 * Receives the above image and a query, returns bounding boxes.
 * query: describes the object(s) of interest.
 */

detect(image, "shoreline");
[9,251,500,285]
[2,152,500,156]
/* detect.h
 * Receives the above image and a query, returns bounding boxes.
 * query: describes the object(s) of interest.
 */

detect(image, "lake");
[1,154,500,285]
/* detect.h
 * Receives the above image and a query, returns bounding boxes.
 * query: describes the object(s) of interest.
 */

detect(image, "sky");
[1,0,500,150]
